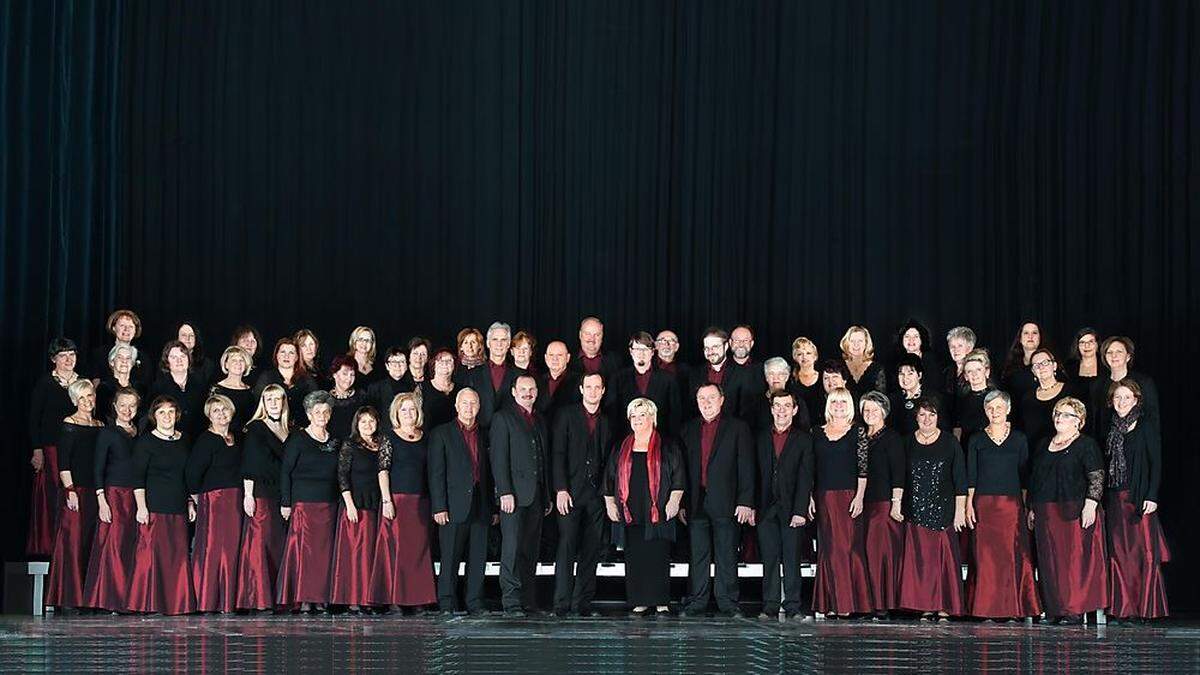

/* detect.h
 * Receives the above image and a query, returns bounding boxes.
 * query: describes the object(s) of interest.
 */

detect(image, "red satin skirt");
[26,446,60,556]
[1106,490,1170,619]
[330,505,378,606]
[812,490,871,615]
[369,494,437,607]
[1033,501,1107,617]
[45,490,98,609]
[84,487,139,611]
[276,501,336,608]
[127,512,196,615]
[966,495,1042,618]
[191,488,243,613]
[236,497,287,611]
[900,522,965,615]
[864,501,904,611]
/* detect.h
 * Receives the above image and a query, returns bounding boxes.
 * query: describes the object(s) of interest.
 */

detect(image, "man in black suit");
[755,389,814,622]
[654,329,691,397]
[468,321,521,429]
[680,383,755,618]
[608,332,682,437]
[428,388,496,614]
[575,316,623,379]
[536,340,580,423]
[491,374,552,615]
[729,325,767,425]
[550,372,612,616]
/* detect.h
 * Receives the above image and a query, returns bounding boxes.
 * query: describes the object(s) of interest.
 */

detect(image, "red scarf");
[617,430,662,524]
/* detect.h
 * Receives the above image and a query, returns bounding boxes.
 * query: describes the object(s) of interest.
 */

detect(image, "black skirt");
[624,454,670,606]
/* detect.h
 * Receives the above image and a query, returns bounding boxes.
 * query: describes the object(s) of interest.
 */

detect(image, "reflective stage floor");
[1,612,1196,673]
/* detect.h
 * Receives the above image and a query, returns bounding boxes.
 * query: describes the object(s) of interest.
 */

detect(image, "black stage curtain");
[4,1,1199,608]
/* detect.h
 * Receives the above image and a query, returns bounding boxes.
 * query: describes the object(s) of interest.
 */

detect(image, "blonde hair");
[791,336,818,357]
[67,379,95,406]
[220,345,253,375]
[247,384,290,432]
[824,387,855,423]
[626,397,659,427]
[204,393,235,421]
[348,325,377,361]
[839,326,875,361]
[389,391,424,430]
[963,348,991,371]
[1053,397,1087,430]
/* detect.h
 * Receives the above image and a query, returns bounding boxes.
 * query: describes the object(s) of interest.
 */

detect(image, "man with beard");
[575,316,623,380]
[729,325,767,426]
[491,375,552,615]
[467,322,520,429]
[536,341,580,423]
[608,332,682,437]
[686,327,747,420]
[654,329,691,397]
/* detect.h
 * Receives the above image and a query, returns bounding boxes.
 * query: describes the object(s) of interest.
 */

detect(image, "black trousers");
[685,513,740,613]
[499,491,544,611]
[552,494,606,613]
[757,506,806,615]
[436,489,491,612]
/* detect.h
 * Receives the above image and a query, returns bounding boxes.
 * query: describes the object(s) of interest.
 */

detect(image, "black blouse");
[253,369,316,426]
[369,377,412,415]
[337,438,387,510]
[58,422,103,489]
[864,427,906,503]
[1016,386,1073,447]
[95,376,144,424]
[211,383,256,437]
[903,432,967,530]
[241,419,287,500]
[792,377,824,427]
[1003,367,1038,407]
[148,373,209,436]
[888,390,950,435]
[94,424,139,489]
[966,428,1029,496]
[131,433,192,514]
[419,381,456,431]
[1028,435,1104,504]
[847,361,887,397]
[381,431,428,495]
[279,430,340,506]
[185,430,242,494]
[328,389,371,441]
[953,387,993,439]
[29,373,76,448]
[813,425,869,492]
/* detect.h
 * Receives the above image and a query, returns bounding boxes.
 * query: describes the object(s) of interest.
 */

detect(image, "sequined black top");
[903,432,967,530]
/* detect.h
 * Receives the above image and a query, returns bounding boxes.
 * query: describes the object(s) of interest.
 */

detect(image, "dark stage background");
[3,1,1198,607]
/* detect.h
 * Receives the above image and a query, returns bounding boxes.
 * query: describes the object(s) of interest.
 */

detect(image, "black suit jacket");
[755,426,815,519]
[465,362,521,429]
[681,415,755,518]
[490,405,551,508]
[535,369,582,425]
[427,421,494,523]
[570,351,623,381]
[551,403,613,502]
[730,359,767,425]
[685,362,750,421]
[606,367,683,437]
[752,385,813,434]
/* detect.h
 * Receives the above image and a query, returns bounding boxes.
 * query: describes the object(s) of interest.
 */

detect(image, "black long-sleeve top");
[1016,386,1075,446]
[58,422,102,489]
[211,383,256,437]
[337,438,387,510]
[279,430,340,506]
[148,373,209,436]
[328,389,370,440]
[94,424,139,488]
[1003,368,1037,407]
[419,381,456,431]
[813,425,869,492]
[903,432,967,530]
[1028,435,1104,504]
[864,427,906,502]
[95,375,144,424]
[888,391,950,435]
[241,419,287,500]
[847,361,887,397]
[380,431,427,495]
[966,428,1030,496]
[369,377,411,415]
[253,369,316,426]
[1098,417,1160,511]
[953,387,993,439]
[29,373,76,448]
[130,433,192,514]
[185,430,242,494]
[793,378,825,427]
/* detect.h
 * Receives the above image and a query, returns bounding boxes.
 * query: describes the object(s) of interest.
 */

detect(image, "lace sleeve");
[1085,469,1104,503]
[855,426,869,478]
[337,441,353,493]
[377,437,393,472]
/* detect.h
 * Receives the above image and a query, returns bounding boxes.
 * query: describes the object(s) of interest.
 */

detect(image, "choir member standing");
[127,396,196,615]
[1065,328,1103,409]
[467,322,519,429]
[1027,397,1107,624]
[653,329,691,396]
[254,338,316,427]
[211,346,255,434]
[1001,322,1044,405]
[686,328,747,419]
[83,387,141,611]
[551,373,613,616]
[511,331,538,376]
[347,326,381,386]
[811,388,872,618]
[575,316,622,380]
[370,393,437,612]
[964,391,1041,620]
[455,328,486,377]
[96,344,143,419]
[859,392,906,618]
[953,350,995,442]
[755,390,814,622]
[790,338,824,429]
[173,321,215,386]
[759,357,811,433]
[729,325,766,424]
[368,347,411,412]
[327,355,369,441]
[609,332,682,437]
[1095,337,1160,442]
[276,391,340,613]
[186,395,244,613]
[889,320,940,393]
[330,407,388,613]
[679,383,755,618]
[28,338,80,556]
[1016,348,1073,447]
[148,341,207,436]
[46,380,104,611]
[405,337,432,390]
[889,354,946,435]
[87,309,146,382]
[941,326,977,401]
[230,325,264,371]
[840,325,887,396]
[236,385,290,612]
[421,350,458,430]
[604,398,685,617]
[429,388,495,615]
[293,329,326,390]
[535,341,580,423]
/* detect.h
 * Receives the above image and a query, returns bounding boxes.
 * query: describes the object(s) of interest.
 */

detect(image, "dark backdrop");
[4,1,1198,608]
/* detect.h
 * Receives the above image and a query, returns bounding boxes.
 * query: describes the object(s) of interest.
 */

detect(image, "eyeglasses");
[1052,411,1080,420]
[1031,359,1055,368]
[655,338,678,345]
[386,360,406,366]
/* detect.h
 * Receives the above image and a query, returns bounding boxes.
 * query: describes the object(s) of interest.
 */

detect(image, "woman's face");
[299,336,317,362]
[916,407,938,432]
[111,349,133,376]
[1030,353,1057,381]
[948,337,972,363]
[964,361,988,389]
[1077,333,1098,359]
[385,353,408,380]
[1105,341,1130,371]
[860,400,884,427]
[53,350,77,373]
[114,393,138,424]
[75,388,96,415]
[897,366,921,393]
[827,398,850,421]
[353,331,374,355]
[308,403,332,429]
[333,365,356,391]
[237,332,258,355]
[208,403,232,429]
[226,353,247,378]
[628,409,653,434]
[410,345,429,373]
[511,341,532,367]
[902,328,922,355]
[765,368,789,392]
[822,371,845,394]
[433,353,455,377]
[154,405,178,432]
[397,399,418,428]
[113,316,137,343]
[846,331,867,358]
[1020,323,1041,352]
[1052,406,1081,434]
[167,346,190,373]
[1111,386,1138,418]
[276,344,298,369]
[983,398,1009,426]
[461,334,481,358]
[177,324,196,351]
[263,391,285,417]
[357,413,378,438]
[793,344,817,369]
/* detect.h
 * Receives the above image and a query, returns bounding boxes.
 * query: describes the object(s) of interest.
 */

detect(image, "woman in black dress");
[405,337,432,389]
[1017,348,1074,447]
[83,386,141,611]
[1001,321,1045,405]
[941,326,977,400]
[840,325,887,396]
[790,337,824,426]
[348,325,381,386]
[604,397,685,617]
[953,349,995,443]
[368,347,410,412]
[128,396,196,615]
[888,354,947,435]
[211,346,255,435]
[889,320,939,393]
[330,407,389,613]
[96,344,143,420]
[294,329,326,390]
[859,392,906,617]
[148,341,207,436]
[28,338,81,556]
[254,338,316,427]
[328,355,370,441]
[87,309,145,382]
[421,349,458,430]
[185,394,244,613]
[510,331,538,376]
[1065,328,1103,416]
[230,325,264,375]
[46,380,105,611]
[236,384,290,612]
[174,321,215,386]
[1095,336,1160,443]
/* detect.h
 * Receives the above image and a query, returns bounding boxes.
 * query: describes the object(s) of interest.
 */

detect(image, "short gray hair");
[983,389,1011,411]
[486,322,512,341]
[859,390,891,419]
[946,326,977,346]
[303,390,334,413]
[108,343,137,366]
[762,357,790,377]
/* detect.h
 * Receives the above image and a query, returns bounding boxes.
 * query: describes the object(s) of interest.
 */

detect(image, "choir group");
[27,311,1169,624]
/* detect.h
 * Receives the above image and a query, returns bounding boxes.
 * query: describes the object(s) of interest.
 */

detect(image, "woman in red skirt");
[28,338,81,556]
[859,391,906,618]
[330,406,386,613]
[236,384,290,611]
[898,398,967,621]
[84,387,142,611]
[1101,379,1169,623]
[46,380,105,612]
[370,392,437,612]
[185,394,244,613]
[811,387,872,618]
[965,390,1041,620]
[1028,397,1107,624]
[276,390,340,613]
[128,396,196,615]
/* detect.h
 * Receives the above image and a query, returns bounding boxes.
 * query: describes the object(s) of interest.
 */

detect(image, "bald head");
[579,317,604,358]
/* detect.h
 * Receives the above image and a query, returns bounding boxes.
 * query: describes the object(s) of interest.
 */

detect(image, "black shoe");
[578,608,597,618]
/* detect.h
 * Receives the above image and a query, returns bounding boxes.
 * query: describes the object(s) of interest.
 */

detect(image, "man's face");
[703,336,728,367]
[579,319,603,356]
[730,327,754,360]
[655,331,679,361]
